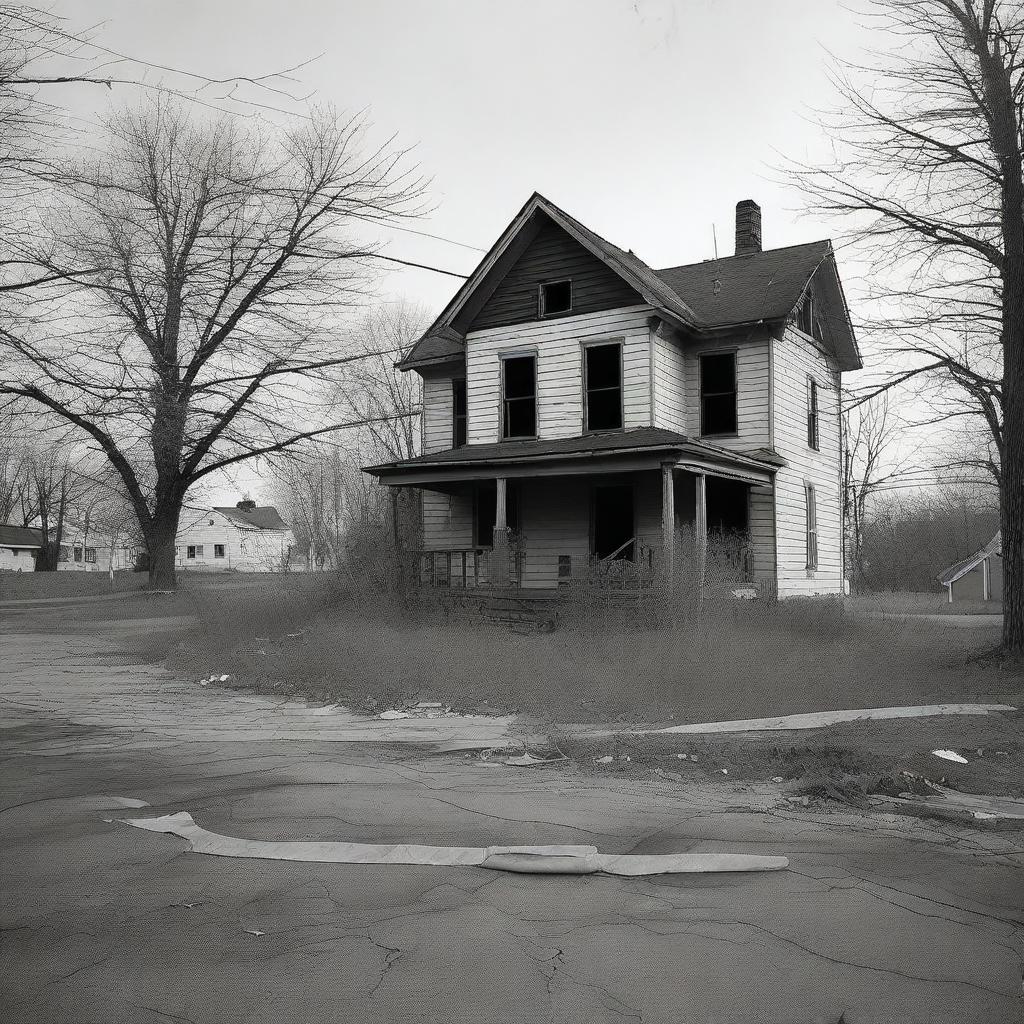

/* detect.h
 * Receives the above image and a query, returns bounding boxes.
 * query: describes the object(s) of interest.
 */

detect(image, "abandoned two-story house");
[365,194,861,597]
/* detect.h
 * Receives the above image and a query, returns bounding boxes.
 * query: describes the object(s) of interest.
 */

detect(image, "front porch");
[366,427,780,595]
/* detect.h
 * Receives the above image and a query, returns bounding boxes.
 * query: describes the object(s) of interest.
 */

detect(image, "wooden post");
[661,462,675,587]
[492,477,509,588]
[695,472,708,603]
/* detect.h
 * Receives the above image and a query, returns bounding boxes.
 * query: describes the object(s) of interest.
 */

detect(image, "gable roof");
[0,524,43,548]
[398,192,861,371]
[212,506,290,531]
[937,531,1001,585]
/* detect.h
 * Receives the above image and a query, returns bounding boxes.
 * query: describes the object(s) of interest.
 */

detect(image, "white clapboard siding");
[771,326,844,596]
[748,484,777,580]
[421,371,456,454]
[421,490,474,549]
[681,333,771,448]
[464,305,655,443]
[174,509,295,573]
[651,332,686,433]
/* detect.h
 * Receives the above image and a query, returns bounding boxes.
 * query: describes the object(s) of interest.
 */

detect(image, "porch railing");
[413,546,524,589]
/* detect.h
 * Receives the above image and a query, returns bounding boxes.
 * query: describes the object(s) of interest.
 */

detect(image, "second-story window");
[539,280,572,317]
[807,377,819,450]
[452,379,467,447]
[584,342,623,431]
[805,483,818,570]
[502,355,536,439]
[699,352,737,436]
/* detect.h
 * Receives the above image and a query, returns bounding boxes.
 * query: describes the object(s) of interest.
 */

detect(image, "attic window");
[539,280,572,317]
[798,294,817,339]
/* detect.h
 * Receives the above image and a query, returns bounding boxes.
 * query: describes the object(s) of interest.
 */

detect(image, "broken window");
[539,280,572,317]
[502,355,536,438]
[452,379,467,447]
[805,484,818,570]
[214,544,226,558]
[585,342,623,431]
[807,377,819,450]
[700,352,737,436]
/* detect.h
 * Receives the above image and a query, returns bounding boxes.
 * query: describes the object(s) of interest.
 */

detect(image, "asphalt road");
[2,601,1023,1024]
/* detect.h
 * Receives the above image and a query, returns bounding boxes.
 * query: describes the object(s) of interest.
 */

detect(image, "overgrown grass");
[0,570,148,601]
[847,590,1003,616]
[161,575,1020,725]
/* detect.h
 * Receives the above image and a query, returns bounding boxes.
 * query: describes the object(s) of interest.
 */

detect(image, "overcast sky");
[50,0,878,503]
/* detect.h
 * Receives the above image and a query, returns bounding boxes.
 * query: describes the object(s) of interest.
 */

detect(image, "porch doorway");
[592,484,634,560]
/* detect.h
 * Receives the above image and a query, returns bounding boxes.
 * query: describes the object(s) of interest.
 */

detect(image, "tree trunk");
[146,513,180,590]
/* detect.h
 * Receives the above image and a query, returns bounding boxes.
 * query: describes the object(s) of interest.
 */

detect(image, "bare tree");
[842,394,905,590]
[796,0,1024,655]
[0,101,422,588]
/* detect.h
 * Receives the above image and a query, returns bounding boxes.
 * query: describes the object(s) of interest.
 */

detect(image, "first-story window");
[59,545,70,562]
[807,376,819,450]
[700,352,738,436]
[214,544,226,558]
[584,342,623,431]
[84,547,96,563]
[501,355,536,439]
[452,379,467,447]
[187,545,204,559]
[805,484,818,571]
[73,547,83,562]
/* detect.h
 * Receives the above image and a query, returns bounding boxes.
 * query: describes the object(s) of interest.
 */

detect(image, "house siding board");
[421,372,456,454]
[0,546,38,571]
[682,331,771,449]
[470,220,643,332]
[771,326,843,596]
[651,331,686,433]
[422,489,473,549]
[464,306,655,444]
[174,509,294,572]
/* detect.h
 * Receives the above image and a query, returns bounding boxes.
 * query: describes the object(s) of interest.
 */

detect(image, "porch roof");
[364,427,781,486]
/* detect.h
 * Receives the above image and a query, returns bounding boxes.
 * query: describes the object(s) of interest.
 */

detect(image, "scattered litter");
[219,674,230,682]
[719,768,728,775]
[310,704,341,716]
[199,680,208,687]
[654,768,683,782]
[976,749,984,756]
[285,632,306,639]
[995,751,1009,756]
[932,749,969,764]
[785,795,810,806]
[379,710,410,720]
[244,929,266,937]
[119,811,790,876]
[731,587,759,601]
[494,753,566,767]
[618,755,632,762]
[675,753,688,760]
[416,702,444,709]
[873,783,1024,829]
[771,776,784,783]
[594,755,614,764]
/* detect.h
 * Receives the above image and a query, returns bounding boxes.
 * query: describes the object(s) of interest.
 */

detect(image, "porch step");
[448,590,562,632]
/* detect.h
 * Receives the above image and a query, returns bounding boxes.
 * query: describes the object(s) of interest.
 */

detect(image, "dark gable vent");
[735,200,762,256]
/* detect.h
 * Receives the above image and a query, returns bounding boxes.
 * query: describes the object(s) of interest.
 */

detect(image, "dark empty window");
[585,342,623,431]
[214,544,226,558]
[502,355,536,438]
[539,280,572,317]
[700,352,737,436]
[84,547,96,563]
[73,547,83,562]
[807,377,819,450]
[452,379,467,447]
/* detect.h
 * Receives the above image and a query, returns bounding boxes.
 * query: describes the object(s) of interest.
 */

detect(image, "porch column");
[695,471,708,599]
[492,476,510,587]
[661,462,675,585]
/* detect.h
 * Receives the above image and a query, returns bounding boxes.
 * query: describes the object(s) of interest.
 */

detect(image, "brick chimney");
[735,199,762,256]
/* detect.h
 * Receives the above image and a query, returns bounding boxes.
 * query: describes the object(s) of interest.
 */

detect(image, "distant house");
[56,521,139,573]
[0,524,43,571]
[364,192,861,595]
[938,532,1002,603]
[175,501,297,572]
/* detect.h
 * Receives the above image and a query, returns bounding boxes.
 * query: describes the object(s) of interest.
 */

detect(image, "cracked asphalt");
[1,599,1023,1023]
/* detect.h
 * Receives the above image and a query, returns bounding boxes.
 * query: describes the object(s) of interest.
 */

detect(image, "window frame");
[807,376,820,450]
[187,545,197,560]
[452,378,467,448]
[214,544,226,558]
[84,547,96,563]
[805,483,818,571]
[582,339,624,433]
[698,349,739,437]
[538,279,572,318]
[798,293,815,338]
[500,352,538,440]
[73,547,83,562]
